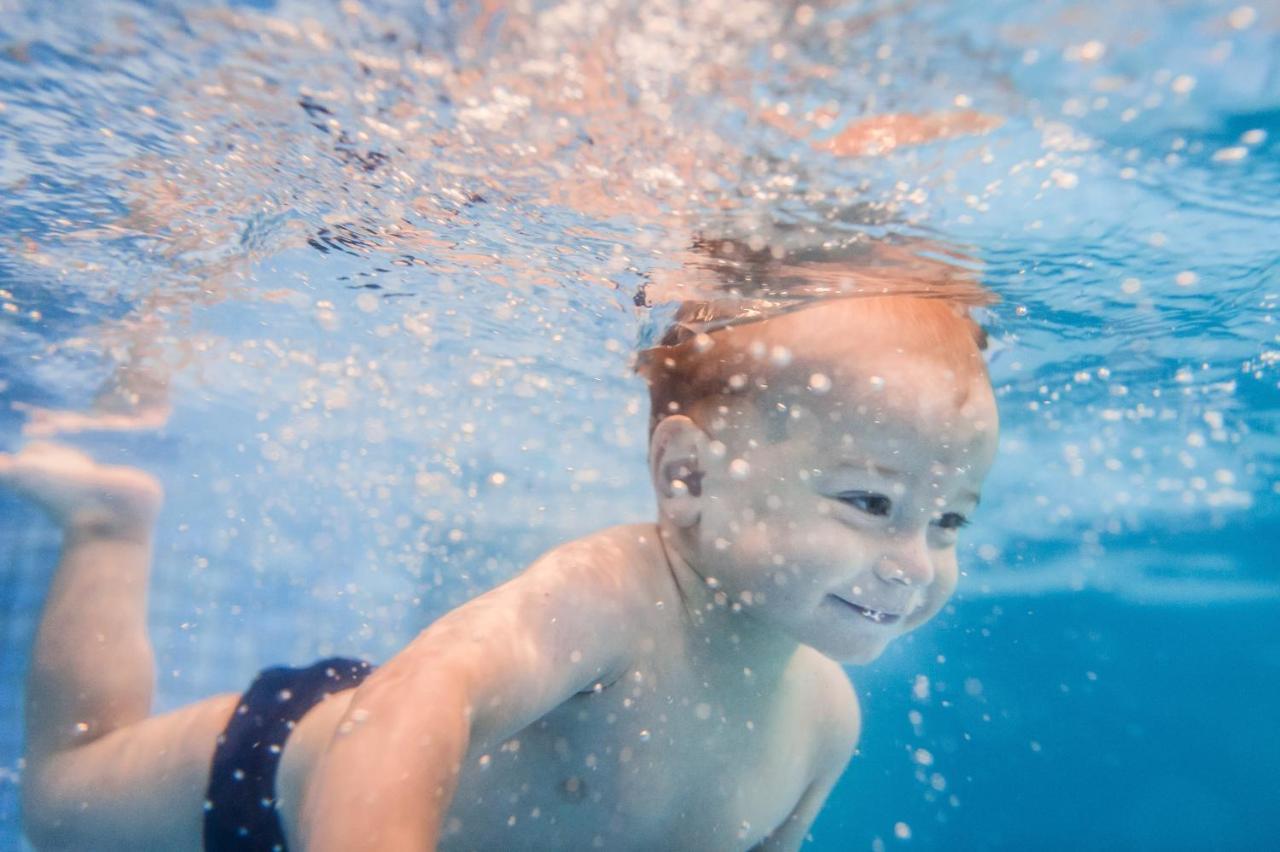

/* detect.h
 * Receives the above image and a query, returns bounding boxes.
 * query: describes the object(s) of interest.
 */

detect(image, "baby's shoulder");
[513,524,673,625]
[790,648,861,761]
[531,523,672,594]
[539,523,663,566]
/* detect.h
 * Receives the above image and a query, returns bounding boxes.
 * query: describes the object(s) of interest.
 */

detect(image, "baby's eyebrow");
[825,464,982,504]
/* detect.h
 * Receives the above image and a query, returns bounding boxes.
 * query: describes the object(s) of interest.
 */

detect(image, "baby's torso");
[441,649,827,851]
[281,641,846,851]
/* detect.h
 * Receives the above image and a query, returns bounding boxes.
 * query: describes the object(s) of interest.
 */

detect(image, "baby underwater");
[4,292,997,851]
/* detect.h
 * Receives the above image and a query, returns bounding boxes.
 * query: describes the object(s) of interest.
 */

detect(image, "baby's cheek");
[733,523,792,576]
[933,553,960,596]
[907,558,959,629]
[779,525,855,584]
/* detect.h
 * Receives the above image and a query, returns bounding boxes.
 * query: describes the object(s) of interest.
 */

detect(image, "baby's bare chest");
[441,668,816,851]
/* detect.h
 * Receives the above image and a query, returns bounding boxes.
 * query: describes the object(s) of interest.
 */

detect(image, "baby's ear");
[649,415,708,528]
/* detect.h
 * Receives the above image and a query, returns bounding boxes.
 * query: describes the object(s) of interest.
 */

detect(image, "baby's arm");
[299,534,644,852]
[755,662,860,852]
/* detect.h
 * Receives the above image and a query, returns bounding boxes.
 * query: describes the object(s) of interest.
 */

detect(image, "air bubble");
[808,372,831,394]
[729,458,751,479]
[1227,5,1256,30]
[1050,169,1079,189]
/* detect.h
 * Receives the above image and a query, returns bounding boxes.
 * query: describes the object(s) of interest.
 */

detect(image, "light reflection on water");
[1,0,1277,847]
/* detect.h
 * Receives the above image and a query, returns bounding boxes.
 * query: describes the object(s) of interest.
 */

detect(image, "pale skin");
[2,299,998,851]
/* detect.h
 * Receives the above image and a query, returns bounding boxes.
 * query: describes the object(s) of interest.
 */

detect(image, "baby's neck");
[653,524,801,688]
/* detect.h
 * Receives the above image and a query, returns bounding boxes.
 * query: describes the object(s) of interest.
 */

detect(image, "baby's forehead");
[722,297,987,380]
[749,370,999,479]
[723,306,996,442]
[639,293,993,447]
[753,357,989,430]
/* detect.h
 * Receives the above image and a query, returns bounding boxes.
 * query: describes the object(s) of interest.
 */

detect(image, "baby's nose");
[874,550,934,587]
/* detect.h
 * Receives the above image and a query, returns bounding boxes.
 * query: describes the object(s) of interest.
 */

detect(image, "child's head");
[638,293,998,663]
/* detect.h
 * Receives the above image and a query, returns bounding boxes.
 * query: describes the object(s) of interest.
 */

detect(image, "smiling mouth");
[831,596,903,625]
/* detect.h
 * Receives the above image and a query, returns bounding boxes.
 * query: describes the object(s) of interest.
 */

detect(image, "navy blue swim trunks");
[203,657,374,851]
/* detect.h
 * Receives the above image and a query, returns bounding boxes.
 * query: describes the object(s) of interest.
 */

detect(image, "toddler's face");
[689,323,998,663]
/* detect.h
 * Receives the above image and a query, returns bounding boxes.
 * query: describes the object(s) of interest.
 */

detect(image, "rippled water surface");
[2,0,1278,848]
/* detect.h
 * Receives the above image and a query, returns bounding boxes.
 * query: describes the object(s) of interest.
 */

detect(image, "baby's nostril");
[877,556,918,586]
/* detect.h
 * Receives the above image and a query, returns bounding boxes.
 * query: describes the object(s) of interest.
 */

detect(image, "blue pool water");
[2,0,1278,848]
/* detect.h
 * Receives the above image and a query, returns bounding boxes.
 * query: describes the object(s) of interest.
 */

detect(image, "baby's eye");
[935,512,970,530]
[836,491,893,517]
